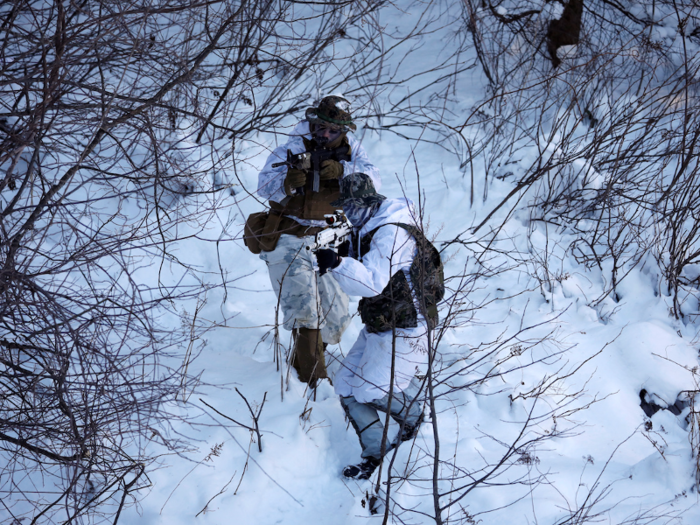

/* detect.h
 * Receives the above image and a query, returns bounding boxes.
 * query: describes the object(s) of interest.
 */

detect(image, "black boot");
[343,457,380,480]
[399,411,424,443]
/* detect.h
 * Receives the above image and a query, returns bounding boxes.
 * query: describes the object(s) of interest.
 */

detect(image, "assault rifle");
[307,211,353,253]
[271,144,351,193]
[271,150,312,171]
[271,151,312,196]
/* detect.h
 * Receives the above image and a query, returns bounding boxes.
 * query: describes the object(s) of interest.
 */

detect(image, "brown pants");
[291,328,327,385]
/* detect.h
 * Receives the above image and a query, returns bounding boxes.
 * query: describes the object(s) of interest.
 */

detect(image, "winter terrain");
[119,147,700,525]
[2,1,700,524]
[125,38,700,525]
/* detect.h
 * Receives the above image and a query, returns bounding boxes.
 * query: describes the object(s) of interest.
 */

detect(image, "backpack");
[357,222,445,332]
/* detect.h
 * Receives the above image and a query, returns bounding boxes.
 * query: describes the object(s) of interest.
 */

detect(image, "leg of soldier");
[340,396,388,460]
[333,331,366,398]
[260,234,348,382]
[317,272,351,345]
[366,376,424,436]
[260,234,321,330]
[260,234,349,337]
[291,327,326,385]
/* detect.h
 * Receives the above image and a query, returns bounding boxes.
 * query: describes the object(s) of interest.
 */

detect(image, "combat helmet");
[305,95,357,132]
[331,172,386,207]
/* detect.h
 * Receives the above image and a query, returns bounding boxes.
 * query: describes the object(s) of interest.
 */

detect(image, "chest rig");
[354,223,442,334]
[270,138,352,221]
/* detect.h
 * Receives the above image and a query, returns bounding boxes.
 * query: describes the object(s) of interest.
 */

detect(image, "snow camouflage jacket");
[330,197,429,402]
[331,198,418,304]
[257,121,380,222]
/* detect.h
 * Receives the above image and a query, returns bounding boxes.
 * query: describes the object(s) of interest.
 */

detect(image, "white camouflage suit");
[327,197,429,459]
[257,121,380,344]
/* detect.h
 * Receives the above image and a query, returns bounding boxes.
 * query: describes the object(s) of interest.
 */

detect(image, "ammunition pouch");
[244,211,278,254]
[244,210,324,254]
[358,270,418,334]
[356,223,443,332]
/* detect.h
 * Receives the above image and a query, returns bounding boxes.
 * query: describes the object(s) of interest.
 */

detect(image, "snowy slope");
[28,2,693,524]
[115,121,700,525]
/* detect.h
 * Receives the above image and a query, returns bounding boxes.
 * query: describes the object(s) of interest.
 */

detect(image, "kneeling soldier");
[255,96,380,386]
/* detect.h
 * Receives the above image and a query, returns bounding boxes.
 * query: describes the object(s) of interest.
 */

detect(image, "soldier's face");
[343,201,376,229]
[312,123,343,146]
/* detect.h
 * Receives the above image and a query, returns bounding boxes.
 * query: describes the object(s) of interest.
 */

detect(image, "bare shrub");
[0,0,387,522]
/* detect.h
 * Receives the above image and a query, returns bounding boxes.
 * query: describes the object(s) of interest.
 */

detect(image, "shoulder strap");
[358,222,408,258]
[361,222,422,244]
[392,223,445,308]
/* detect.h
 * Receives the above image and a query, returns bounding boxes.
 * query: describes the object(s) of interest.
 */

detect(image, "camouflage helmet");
[331,172,386,207]
[305,95,357,132]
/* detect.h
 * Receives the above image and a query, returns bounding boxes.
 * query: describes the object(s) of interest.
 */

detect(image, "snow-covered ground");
[120,3,700,522]
[118,119,700,524]
[3,2,699,524]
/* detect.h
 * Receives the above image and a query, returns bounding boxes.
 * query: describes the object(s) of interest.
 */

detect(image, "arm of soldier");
[258,135,309,202]
[330,225,413,297]
[343,135,381,191]
[257,145,290,203]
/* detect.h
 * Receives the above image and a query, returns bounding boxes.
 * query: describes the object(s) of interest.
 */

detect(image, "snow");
[117,127,700,523]
[3,2,700,524]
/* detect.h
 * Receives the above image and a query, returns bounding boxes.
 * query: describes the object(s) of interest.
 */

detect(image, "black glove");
[337,240,350,257]
[316,249,341,276]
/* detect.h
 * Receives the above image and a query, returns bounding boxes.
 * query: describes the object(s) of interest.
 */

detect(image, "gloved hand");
[319,159,343,180]
[316,249,341,276]
[284,168,306,195]
[337,240,350,257]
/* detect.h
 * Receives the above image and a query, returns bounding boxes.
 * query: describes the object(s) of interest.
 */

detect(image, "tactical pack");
[357,223,444,333]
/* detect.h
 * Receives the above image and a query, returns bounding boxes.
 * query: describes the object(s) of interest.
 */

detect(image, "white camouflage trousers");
[259,233,351,344]
[340,376,424,460]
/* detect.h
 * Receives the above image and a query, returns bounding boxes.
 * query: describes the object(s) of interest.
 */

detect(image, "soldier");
[315,172,440,480]
[256,96,380,386]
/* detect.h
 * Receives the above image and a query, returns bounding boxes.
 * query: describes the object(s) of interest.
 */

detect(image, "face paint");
[312,123,343,146]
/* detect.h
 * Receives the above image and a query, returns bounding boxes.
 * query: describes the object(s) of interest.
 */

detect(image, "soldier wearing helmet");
[254,95,380,387]
[314,172,430,480]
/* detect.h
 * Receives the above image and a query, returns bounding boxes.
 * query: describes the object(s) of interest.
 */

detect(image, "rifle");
[271,151,312,195]
[307,211,353,253]
[271,144,351,194]
[271,150,312,171]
